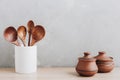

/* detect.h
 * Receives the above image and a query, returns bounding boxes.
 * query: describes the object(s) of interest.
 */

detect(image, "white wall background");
[0,0,120,67]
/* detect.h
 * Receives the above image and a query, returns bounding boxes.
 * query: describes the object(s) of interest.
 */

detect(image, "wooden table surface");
[0,67,119,80]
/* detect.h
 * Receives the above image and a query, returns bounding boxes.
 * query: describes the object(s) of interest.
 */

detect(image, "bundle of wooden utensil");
[3,20,45,46]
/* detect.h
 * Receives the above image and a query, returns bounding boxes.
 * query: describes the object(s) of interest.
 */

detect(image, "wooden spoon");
[30,25,45,46]
[4,26,20,46]
[27,20,34,46]
[17,26,27,46]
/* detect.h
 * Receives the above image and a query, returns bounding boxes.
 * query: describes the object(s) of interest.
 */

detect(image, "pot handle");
[84,52,91,58]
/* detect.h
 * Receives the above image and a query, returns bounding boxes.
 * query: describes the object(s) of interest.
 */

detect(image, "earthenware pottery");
[76,52,98,77]
[94,51,114,73]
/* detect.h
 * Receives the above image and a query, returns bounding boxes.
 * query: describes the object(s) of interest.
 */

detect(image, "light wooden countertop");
[0,67,119,80]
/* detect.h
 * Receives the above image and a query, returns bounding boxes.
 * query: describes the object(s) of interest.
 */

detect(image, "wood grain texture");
[0,67,119,80]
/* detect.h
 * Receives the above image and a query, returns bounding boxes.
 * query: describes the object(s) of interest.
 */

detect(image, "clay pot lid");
[79,52,96,61]
[95,51,113,61]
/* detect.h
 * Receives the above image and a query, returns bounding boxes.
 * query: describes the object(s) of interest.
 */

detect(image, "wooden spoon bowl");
[17,26,27,46]
[4,26,20,46]
[30,25,45,46]
[27,20,34,46]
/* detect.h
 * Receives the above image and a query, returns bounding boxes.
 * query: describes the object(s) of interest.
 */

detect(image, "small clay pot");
[94,51,114,73]
[76,52,98,77]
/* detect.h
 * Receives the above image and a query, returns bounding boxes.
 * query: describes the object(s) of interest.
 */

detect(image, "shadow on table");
[67,71,79,77]
[67,71,94,78]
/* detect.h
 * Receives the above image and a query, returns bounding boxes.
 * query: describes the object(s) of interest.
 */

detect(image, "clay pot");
[76,52,98,77]
[94,51,114,73]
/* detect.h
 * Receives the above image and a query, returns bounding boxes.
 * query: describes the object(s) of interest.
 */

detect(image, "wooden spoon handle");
[12,40,20,46]
[21,39,26,46]
[23,40,26,46]
[28,33,31,46]
[30,39,36,46]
